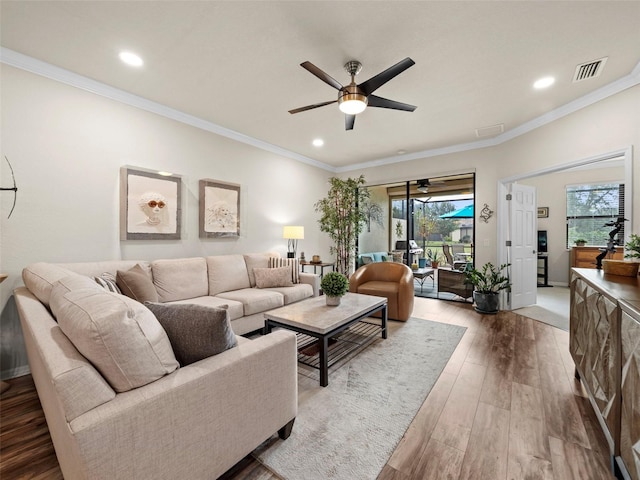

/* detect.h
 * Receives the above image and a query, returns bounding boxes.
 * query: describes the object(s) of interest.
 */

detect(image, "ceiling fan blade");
[367,95,416,112]
[345,114,355,131]
[359,57,415,95]
[300,61,344,91]
[288,100,337,114]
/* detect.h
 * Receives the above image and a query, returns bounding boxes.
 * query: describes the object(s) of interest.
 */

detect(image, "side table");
[300,261,334,279]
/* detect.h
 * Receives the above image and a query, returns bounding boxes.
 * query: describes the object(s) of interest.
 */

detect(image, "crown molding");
[0,48,337,173]
[2,47,638,175]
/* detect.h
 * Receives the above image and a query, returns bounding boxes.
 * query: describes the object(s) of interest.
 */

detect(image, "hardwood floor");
[0,297,614,480]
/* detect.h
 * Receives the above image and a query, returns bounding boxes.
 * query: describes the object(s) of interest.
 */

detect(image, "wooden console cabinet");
[570,269,640,479]
[570,246,623,269]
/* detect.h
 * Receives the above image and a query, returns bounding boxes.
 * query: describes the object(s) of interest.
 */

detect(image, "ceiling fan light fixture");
[338,93,367,115]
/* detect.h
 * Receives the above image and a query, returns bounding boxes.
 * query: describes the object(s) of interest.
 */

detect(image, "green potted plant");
[625,233,640,260]
[426,249,442,269]
[465,262,510,314]
[315,175,369,276]
[574,239,587,247]
[320,272,349,306]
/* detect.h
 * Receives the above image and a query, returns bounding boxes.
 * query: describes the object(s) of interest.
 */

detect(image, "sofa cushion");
[167,296,244,321]
[151,257,209,302]
[50,276,178,393]
[268,257,300,283]
[216,288,284,316]
[361,255,374,265]
[116,264,159,303]
[264,284,313,304]
[207,255,251,295]
[244,253,278,287]
[22,262,76,307]
[145,303,237,366]
[254,266,294,289]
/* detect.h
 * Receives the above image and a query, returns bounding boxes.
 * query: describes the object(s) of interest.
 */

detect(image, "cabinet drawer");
[620,310,640,480]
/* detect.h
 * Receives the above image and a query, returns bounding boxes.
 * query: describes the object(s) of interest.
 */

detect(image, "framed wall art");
[199,179,240,238]
[537,207,549,218]
[120,167,182,240]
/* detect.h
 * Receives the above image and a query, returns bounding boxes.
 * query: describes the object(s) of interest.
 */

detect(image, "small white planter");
[326,295,341,306]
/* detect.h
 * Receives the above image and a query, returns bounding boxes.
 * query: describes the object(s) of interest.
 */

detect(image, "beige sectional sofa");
[15,253,318,479]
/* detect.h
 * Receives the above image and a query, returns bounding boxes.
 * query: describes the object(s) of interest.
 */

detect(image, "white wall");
[348,84,640,270]
[521,164,624,285]
[0,65,332,378]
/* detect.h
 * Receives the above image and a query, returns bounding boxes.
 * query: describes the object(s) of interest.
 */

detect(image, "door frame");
[497,146,633,310]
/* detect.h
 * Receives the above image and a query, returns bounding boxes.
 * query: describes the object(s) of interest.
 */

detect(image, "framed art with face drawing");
[199,179,240,238]
[120,167,182,240]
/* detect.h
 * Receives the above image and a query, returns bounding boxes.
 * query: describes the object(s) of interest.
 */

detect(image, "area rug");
[255,317,466,480]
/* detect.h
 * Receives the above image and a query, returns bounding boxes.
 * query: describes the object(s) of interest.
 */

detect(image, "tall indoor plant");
[315,175,369,276]
[465,262,510,314]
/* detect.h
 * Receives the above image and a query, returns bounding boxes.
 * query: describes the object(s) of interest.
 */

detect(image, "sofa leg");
[278,418,295,440]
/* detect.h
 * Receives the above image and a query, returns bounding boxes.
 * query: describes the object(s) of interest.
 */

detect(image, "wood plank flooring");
[0,297,614,480]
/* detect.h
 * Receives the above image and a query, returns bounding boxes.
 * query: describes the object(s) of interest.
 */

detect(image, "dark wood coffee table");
[263,293,387,387]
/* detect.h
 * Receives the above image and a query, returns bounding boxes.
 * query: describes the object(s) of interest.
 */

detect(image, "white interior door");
[509,183,537,309]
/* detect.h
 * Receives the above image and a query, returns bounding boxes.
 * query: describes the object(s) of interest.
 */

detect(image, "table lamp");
[283,226,304,259]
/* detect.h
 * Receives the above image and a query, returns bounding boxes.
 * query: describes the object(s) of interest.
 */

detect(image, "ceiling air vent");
[573,57,608,83]
[475,123,504,138]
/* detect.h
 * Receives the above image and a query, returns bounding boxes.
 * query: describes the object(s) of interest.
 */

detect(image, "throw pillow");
[145,303,237,366]
[254,266,294,288]
[116,264,159,303]
[267,257,300,283]
[94,272,121,294]
[50,276,178,393]
[361,255,374,265]
[381,255,389,262]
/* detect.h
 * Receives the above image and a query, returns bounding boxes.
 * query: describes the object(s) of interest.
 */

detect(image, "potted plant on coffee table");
[465,262,510,314]
[321,272,349,306]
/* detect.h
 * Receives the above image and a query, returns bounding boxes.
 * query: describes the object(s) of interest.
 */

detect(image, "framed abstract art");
[199,179,240,238]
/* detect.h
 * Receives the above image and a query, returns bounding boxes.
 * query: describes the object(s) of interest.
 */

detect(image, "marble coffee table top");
[264,292,386,335]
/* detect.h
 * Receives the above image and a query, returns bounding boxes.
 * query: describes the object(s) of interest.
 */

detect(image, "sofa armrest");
[299,272,320,297]
[67,330,298,479]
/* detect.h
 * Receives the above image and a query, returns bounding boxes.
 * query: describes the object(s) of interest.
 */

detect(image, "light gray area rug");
[255,317,466,480]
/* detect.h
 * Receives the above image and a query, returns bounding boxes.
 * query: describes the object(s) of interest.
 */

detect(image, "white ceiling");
[2,1,639,171]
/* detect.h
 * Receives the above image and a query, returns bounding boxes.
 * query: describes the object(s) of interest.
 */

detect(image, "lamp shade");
[282,225,304,239]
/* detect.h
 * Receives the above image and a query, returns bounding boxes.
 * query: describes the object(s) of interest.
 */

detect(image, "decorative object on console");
[479,203,493,223]
[120,166,181,240]
[575,239,587,246]
[315,175,369,276]
[199,178,240,238]
[0,156,18,219]
[283,225,304,258]
[311,255,321,263]
[320,272,349,306]
[465,262,510,314]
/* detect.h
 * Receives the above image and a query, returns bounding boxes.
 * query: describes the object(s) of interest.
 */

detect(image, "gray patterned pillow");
[145,303,237,366]
[254,266,294,288]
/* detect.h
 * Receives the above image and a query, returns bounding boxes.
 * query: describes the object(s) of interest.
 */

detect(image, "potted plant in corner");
[315,175,369,276]
[465,262,510,314]
[321,272,349,306]
[574,239,587,247]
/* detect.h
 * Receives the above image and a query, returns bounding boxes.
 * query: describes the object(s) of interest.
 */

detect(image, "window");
[566,182,624,247]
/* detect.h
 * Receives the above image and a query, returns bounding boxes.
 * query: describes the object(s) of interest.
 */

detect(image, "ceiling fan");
[416,178,445,194]
[288,58,417,130]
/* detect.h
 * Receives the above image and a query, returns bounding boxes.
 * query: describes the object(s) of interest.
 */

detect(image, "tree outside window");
[566,182,624,247]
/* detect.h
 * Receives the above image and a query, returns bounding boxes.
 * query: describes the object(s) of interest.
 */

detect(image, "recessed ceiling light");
[119,51,144,67]
[312,138,324,147]
[533,76,555,89]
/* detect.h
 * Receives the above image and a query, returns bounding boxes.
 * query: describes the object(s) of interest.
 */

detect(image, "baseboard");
[548,281,569,287]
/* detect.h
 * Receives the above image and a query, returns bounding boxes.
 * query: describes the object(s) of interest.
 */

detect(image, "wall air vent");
[573,57,608,83]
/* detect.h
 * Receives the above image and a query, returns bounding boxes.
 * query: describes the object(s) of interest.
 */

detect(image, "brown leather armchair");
[349,262,414,321]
